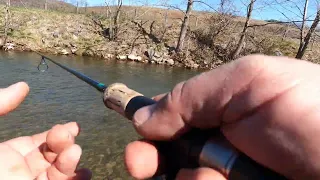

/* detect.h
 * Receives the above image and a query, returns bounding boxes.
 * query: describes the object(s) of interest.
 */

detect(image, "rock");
[186,60,200,69]
[154,52,161,58]
[83,49,94,56]
[53,31,59,38]
[71,48,77,54]
[104,54,114,59]
[4,43,14,51]
[117,55,127,60]
[164,59,175,66]
[72,34,79,40]
[153,57,163,64]
[151,61,155,64]
[128,54,143,62]
[75,49,85,56]
[60,49,69,55]
[193,64,200,68]
[146,48,155,59]
[275,50,283,56]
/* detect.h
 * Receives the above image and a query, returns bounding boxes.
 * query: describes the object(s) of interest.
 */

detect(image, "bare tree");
[298,0,309,52]
[296,7,320,59]
[76,1,79,13]
[45,0,48,10]
[84,1,88,13]
[176,0,194,53]
[231,0,256,59]
[2,0,10,48]
[113,0,123,40]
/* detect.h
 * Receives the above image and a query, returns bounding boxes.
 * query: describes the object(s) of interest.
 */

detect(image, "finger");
[176,168,226,180]
[46,124,76,155]
[125,140,164,179]
[132,55,319,140]
[32,122,80,148]
[3,122,80,157]
[0,82,29,116]
[47,144,82,179]
[37,168,91,180]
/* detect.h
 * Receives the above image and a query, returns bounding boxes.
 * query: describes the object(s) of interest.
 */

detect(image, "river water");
[0,52,201,179]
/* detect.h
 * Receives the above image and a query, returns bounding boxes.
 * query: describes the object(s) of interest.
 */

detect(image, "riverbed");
[0,52,201,179]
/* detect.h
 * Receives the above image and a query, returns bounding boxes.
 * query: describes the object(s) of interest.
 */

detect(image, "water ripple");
[0,52,201,179]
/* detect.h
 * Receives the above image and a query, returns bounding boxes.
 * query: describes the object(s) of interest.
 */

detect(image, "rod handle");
[103,83,288,180]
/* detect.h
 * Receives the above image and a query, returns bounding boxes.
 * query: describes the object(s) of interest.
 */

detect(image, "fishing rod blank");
[36,52,107,92]
[36,52,288,180]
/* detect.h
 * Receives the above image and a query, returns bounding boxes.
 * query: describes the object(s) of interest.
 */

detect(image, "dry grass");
[0,3,319,69]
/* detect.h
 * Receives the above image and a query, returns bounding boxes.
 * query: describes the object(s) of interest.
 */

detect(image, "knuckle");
[235,54,268,72]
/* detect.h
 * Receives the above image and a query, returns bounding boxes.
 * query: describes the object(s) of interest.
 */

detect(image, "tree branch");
[248,20,316,28]
[193,1,218,13]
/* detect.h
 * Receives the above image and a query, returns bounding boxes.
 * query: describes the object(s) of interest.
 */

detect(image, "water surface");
[0,52,202,179]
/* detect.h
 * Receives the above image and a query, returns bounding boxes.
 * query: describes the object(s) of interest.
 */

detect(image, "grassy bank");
[0,5,319,69]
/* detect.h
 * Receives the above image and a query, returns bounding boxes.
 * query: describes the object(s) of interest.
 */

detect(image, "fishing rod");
[36,52,288,180]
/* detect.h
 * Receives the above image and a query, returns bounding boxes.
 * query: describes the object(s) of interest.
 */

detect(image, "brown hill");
[0,0,75,12]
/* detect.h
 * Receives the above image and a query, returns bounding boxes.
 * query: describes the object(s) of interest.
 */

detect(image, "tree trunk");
[111,0,122,40]
[3,0,10,48]
[45,0,48,10]
[296,9,320,59]
[76,1,79,14]
[297,0,309,56]
[231,0,255,59]
[176,0,193,53]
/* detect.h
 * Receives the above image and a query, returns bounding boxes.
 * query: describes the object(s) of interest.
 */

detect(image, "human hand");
[0,82,91,180]
[124,55,320,180]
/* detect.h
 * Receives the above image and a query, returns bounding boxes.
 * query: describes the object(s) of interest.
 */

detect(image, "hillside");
[0,4,319,69]
[0,0,75,12]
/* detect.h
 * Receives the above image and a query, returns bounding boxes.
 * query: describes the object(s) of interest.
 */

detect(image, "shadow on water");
[0,51,202,179]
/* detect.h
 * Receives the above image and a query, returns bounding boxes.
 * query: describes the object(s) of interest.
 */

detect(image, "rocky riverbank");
[1,5,319,69]
[0,6,209,69]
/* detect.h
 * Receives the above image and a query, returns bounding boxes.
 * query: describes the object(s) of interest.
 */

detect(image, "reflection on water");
[0,52,202,179]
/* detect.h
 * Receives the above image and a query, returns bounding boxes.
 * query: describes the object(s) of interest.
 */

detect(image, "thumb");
[132,55,311,141]
[0,82,30,116]
[132,53,243,140]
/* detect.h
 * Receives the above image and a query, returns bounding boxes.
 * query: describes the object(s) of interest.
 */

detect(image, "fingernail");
[133,104,156,127]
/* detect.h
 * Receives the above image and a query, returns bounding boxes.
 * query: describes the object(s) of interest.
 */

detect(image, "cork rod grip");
[103,83,156,120]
